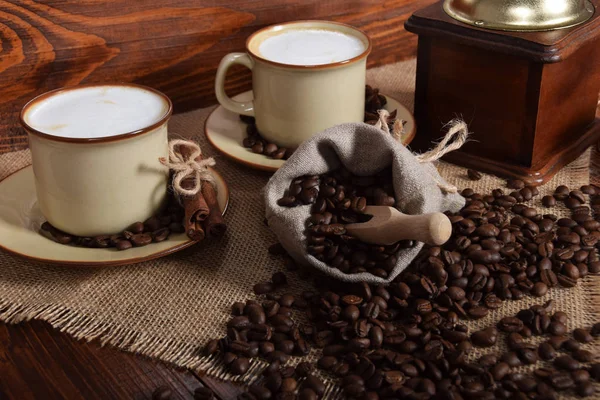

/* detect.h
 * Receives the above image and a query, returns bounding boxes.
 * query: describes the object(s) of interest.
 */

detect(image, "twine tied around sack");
[159,139,216,197]
[375,111,470,194]
[375,109,406,141]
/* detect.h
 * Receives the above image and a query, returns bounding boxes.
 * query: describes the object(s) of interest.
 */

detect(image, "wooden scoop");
[345,206,452,246]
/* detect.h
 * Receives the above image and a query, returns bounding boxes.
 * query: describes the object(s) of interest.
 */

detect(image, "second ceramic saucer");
[205,90,416,172]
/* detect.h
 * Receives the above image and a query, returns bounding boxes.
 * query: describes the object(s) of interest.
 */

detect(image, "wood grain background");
[0,0,434,152]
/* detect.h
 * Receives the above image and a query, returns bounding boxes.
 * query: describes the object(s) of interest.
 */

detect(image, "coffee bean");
[467,306,489,319]
[516,376,537,392]
[565,197,582,209]
[498,317,524,333]
[548,321,567,336]
[246,305,266,325]
[517,348,538,365]
[538,342,556,361]
[550,371,575,389]
[577,381,595,397]
[471,327,497,347]
[563,339,580,353]
[467,169,482,180]
[254,282,275,295]
[293,361,312,378]
[251,142,264,154]
[501,351,522,367]
[532,282,548,297]
[557,274,577,288]
[541,195,556,207]
[551,311,567,324]
[491,362,510,380]
[545,336,567,351]
[203,339,219,356]
[116,240,133,250]
[572,369,591,384]
[574,328,593,343]
[475,355,495,368]
[573,349,594,363]
[555,355,581,371]
[304,375,325,397]
[152,228,170,243]
[540,269,558,287]
[298,388,318,400]
[280,377,297,392]
[563,263,580,280]
[318,355,338,371]
[230,357,250,375]
[131,233,152,247]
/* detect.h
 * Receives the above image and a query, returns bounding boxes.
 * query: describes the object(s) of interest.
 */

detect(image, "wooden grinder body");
[405,1,600,185]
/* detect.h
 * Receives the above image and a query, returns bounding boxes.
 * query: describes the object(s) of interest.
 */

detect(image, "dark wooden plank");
[0,320,210,400]
[0,0,435,152]
[194,375,244,400]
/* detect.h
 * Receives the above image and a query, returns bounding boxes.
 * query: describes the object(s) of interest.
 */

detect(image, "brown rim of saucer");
[245,20,372,70]
[0,165,229,267]
[20,83,173,144]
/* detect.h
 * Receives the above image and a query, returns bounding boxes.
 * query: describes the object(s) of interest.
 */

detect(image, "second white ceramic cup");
[215,20,372,149]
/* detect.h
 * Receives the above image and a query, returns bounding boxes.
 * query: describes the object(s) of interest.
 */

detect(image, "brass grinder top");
[443,0,595,31]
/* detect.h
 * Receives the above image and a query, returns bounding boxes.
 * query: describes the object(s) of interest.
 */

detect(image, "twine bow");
[159,139,216,197]
[375,112,470,194]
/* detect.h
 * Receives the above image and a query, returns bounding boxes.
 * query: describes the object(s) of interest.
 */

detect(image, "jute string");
[0,59,597,399]
[377,108,470,194]
[159,139,216,197]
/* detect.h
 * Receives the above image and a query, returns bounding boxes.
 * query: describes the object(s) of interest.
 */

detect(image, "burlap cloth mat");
[0,59,598,398]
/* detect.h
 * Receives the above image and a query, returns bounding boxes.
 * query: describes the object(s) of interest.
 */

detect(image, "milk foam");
[257,29,366,66]
[24,86,169,139]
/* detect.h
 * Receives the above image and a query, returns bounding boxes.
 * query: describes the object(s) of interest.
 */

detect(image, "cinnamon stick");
[187,221,205,242]
[201,182,227,238]
[177,145,210,241]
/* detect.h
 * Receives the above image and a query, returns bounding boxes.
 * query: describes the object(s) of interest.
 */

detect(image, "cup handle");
[215,52,255,116]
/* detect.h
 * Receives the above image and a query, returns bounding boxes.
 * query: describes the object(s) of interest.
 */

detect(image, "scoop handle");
[384,212,452,246]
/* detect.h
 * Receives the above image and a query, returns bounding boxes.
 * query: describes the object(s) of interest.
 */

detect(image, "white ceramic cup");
[215,20,371,149]
[20,84,172,237]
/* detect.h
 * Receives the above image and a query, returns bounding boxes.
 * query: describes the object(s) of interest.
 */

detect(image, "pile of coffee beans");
[206,268,599,399]
[41,196,185,251]
[277,167,415,278]
[240,85,400,161]
[203,173,600,399]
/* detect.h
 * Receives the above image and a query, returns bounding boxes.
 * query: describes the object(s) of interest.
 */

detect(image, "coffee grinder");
[405,0,600,185]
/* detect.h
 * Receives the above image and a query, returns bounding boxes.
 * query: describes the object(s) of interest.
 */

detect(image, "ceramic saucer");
[205,90,416,172]
[0,166,229,267]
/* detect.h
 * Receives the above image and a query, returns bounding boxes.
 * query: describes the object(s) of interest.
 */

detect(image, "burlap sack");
[264,122,465,284]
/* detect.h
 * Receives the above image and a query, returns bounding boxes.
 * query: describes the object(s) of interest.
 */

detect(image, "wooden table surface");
[0,146,598,399]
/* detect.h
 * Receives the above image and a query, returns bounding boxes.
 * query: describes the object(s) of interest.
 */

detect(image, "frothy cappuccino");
[256,29,366,66]
[23,85,170,139]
